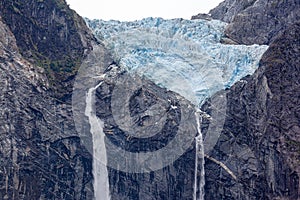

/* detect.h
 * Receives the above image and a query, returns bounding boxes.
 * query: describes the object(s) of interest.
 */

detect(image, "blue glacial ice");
[86,17,268,105]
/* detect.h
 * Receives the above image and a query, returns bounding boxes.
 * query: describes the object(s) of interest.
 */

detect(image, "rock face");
[72,44,200,199]
[96,73,198,200]
[191,13,212,20]
[0,0,96,100]
[209,0,258,23]
[0,1,96,199]
[0,0,94,66]
[203,22,300,199]
[208,0,300,45]
[0,0,299,199]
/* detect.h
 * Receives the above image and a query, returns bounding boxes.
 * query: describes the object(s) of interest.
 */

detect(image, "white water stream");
[85,82,111,200]
[193,110,205,200]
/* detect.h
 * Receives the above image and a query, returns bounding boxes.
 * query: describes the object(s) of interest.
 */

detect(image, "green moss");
[1,0,92,101]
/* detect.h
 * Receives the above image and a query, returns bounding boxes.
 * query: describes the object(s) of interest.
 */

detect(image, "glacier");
[86,17,268,105]
[84,17,269,200]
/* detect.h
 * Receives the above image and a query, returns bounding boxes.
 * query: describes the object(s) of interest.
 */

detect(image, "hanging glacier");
[84,17,269,200]
[86,17,268,105]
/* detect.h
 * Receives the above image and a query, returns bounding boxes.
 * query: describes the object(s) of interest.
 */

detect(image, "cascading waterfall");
[194,110,205,200]
[85,81,111,200]
[86,17,269,200]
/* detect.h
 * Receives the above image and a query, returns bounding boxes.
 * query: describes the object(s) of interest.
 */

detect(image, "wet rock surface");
[202,22,300,200]
[0,0,96,101]
[0,18,94,199]
[100,76,198,200]
[0,0,299,199]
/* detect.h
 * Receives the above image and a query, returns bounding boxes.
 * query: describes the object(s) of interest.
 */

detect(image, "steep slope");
[0,0,299,199]
[72,52,199,199]
[0,17,94,200]
[203,22,300,199]
[0,0,95,100]
[196,0,300,45]
[0,0,99,199]
[209,0,257,23]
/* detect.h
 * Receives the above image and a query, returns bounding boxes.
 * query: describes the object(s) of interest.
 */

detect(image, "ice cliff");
[86,17,268,105]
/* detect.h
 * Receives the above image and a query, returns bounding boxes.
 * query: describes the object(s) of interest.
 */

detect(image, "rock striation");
[194,0,300,45]
[0,1,96,199]
[0,0,96,100]
[203,22,300,200]
[0,0,299,199]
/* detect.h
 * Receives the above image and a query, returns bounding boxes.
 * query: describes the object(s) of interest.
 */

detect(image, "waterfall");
[193,109,205,200]
[85,81,111,200]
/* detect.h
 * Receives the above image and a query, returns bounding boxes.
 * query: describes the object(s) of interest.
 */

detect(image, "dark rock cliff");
[0,0,202,199]
[0,0,299,199]
[0,0,94,66]
[0,0,96,100]
[194,0,300,45]
[102,77,198,200]
[71,44,200,199]
[203,22,300,199]
[0,1,97,199]
[209,0,257,23]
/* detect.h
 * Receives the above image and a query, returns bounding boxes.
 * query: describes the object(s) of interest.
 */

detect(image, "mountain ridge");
[193,0,300,45]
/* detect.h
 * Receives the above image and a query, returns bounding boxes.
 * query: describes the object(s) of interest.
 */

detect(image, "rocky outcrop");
[209,0,258,23]
[0,0,299,199]
[0,0,96,100]
[208,0,300,45]
[0,16,94,200]
[191,13,212,20]
[203,22,300,199]
[0,0,100,198]
[0,0,94,66]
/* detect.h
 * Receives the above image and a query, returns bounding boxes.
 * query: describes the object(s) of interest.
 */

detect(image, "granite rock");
[203,22,300,200]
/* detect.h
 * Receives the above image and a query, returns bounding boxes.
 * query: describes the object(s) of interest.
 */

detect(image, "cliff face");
[0,0,93,66]
[203,22,300,199]
[208,0,300,45]
[0,0,299,199]
[0,1,96,199]
[209,0,257,23]
[192,3,300,199]
[0,0,96,100]
[94,70,198,200]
